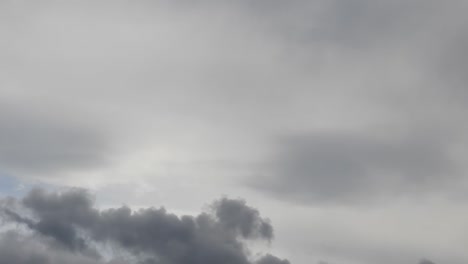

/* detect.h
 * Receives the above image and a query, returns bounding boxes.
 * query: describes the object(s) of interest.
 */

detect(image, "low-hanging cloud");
[0,188,288,264]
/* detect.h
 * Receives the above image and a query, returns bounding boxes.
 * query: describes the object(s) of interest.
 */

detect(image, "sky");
[0,1,467,263]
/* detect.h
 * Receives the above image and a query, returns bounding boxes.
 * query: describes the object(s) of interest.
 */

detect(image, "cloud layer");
[1,1,468,263]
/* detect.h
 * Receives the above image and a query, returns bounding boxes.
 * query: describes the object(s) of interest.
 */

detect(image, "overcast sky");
[1,1,468,263]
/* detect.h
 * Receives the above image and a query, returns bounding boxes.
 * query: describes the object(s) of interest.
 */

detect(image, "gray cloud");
[0,104,109,176]
[1,1,468,263]
[0,231,110,264]
[256,254,290,264]
[419,260,436,264]
[251,131,461,204]
[213,197,273,240]
[233,0,468,207]
[1,188,286,264]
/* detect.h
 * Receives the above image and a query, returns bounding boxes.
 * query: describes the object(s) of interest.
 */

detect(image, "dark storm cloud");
[251,132,459,204]
[0,104,109,175]
[0,188,287,264]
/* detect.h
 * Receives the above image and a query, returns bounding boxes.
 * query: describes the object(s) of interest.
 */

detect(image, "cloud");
[0,188,287,264]
[256,254,290,264]
[250,131,461,204]
[0,104,109,176]
[233,0,468,207]
[0,231,109,264]
[213,197,273,240]
[419,260,436,264]
[1,1,468,263]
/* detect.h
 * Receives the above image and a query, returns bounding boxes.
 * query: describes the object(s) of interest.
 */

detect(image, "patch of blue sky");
[0,173,74,199]
[0,173,23,197]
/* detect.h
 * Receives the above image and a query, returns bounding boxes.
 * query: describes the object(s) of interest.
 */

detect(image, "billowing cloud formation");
[0,188,287,264]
